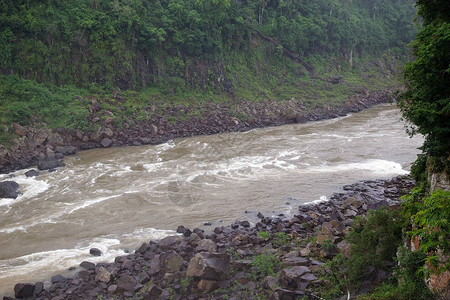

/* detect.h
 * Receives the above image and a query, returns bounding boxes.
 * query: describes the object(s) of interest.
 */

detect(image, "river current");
[0,104,423,296]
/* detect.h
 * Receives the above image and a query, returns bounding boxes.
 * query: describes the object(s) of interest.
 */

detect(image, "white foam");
[305,195,328,205]
[0,195,121,233]
[0,228,175,286]
[0,175,50,207]
[306,159,408,176]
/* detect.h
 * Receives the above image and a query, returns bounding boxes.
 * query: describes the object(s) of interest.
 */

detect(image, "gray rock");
[95,266,111,283]
[100,138,113,148]
[161,251,183,272]
[25,169,40,177]
[14,283,34,298]
[51,274,66,284]
[196,239,217,253]
[187,252,230,280]
[34,282,44,296]
[0,181,20,198]
[117,274,137,292]
[80,261,95,270]
[90,248,102,256]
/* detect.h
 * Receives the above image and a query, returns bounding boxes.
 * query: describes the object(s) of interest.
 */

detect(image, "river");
[0,104,423,296]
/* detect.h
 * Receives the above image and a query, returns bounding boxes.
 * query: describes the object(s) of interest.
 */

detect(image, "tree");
[399,0,450,159]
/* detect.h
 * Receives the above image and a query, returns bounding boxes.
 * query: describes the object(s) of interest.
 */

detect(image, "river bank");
[3,175,414,299]
[0,89,396,174]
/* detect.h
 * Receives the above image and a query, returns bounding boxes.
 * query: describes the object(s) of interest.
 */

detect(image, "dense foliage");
[323,208,433,300]
[399,0,450,159]
[0,0,416,90]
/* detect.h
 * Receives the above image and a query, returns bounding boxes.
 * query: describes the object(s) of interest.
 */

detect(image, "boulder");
[196,239,217,253]
[25,169,40,177]
[51,274,66,284]
[37,159,65,171]
[187,252,230,280]
[117,274,137,292]
[161,251,184,272]
[89,248,102,256]
[34,282,44,296]
[0,181,20,198]
[95,267,111,283]
[80,261,95,270]
[14,283,34,298]
[100,138,113,148]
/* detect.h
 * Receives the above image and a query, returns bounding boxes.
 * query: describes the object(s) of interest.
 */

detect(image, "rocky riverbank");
[4,175,415,300]
[0,89,396,174]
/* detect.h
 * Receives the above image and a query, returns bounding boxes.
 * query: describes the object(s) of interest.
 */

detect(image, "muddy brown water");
[0,104,423,296]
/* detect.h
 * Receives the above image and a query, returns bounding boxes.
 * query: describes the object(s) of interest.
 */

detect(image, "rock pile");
[4,175,414,300]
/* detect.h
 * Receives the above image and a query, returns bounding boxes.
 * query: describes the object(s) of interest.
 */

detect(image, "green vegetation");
[251,252,280,277]
[321,207,433,299]
[397,0,450,294]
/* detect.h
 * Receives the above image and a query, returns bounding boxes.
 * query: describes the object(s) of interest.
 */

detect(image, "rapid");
[0,104,423,296]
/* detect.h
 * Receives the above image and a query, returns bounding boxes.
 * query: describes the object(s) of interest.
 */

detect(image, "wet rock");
[25,169,40,177]
[89,248,102,256]
[343,196,362,209]
[80,261,95,270]
[51,275,66,284]
[14,283,34,298]
[55,146,77,156]
[137,242,150,254]
[117,274,137,292]
[37,159,65,171]
[0,181,20,198]
[187,252,230,280]
[34,282,44,296]
[100,138,113,148]
[95,267,111,283]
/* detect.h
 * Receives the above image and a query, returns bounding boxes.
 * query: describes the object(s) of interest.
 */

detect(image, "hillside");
[0,0,417,170]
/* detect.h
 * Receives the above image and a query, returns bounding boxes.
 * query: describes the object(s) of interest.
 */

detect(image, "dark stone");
[187,252,230,280]
[176,225,186,234]
[367,200,389,210]
[117,274,137,292]
[183,229,192,237]
[25,169,40,177]
[80,261,95,270]
[0,181,20,199]
[51,275,66,284]
[100,138,113,148]
[137,242,149,254]
[55,146,77,156]
[257,212,265,219]
[37,159,65,171]
[89,248,102,256]
[14,283,34,298]
[34,282,44,296]
[240,221,250,227]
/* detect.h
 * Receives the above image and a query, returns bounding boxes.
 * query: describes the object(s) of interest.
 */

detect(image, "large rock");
[37,159,65,171]
[100,138,113,148]
[117,274,137,292]
[25,169,40,177]
[160,251,184,272]
[187,252,230,280]
[0,181,20,198]
[279,266,311,289]
[14,283,34,298]
[95,267,111,283]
